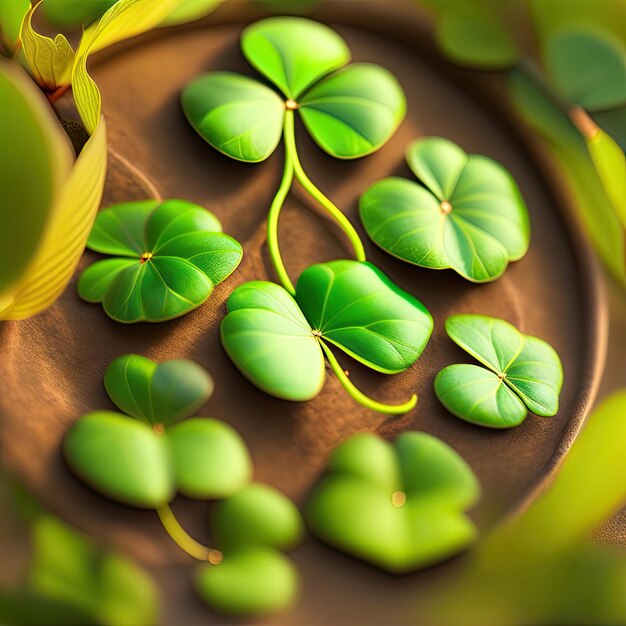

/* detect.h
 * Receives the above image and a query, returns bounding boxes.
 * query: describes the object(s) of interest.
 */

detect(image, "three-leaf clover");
[77,199,243,323]
[181,16,406,162]
[195,483,304,616]
[360,137,530,282]
[305,431,480,573]
[64,354,252,507]
[434,315,563,428]
[221,260,433,414]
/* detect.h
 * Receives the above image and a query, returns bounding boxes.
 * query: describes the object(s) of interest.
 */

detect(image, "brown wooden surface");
[0,3,615,624]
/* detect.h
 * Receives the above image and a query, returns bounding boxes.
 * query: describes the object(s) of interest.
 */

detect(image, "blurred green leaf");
[41,0,116,28]
[545,28,626,112]
[159,0,222,26]
[0,0,29,53]
[592,106,626,152]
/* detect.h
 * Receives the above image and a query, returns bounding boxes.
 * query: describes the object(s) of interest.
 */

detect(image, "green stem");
[156,505,222,564]
[283,110,366,262]
[319,340,417,415]
[267,113,296,294]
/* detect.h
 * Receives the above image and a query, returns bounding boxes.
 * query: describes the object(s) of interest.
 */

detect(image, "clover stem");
[267,116,296,294]
[156,505,222,564]
[319,340,417,415]
[283,110,366,263]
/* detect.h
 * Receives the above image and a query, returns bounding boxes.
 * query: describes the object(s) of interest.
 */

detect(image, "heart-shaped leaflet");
[360,137,530,282]
[221,260,433,414]
[305,431,480,573]
[64,355,252,507]
[77,199,243,322]
[434,314,564,428]
[195,483,304,616]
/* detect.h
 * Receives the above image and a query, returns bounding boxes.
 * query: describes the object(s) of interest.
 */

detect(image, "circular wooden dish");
[0,3,607,624]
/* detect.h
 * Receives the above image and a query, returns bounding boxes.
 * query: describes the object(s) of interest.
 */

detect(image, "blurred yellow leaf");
[0,117,107,319]
[20,4,75,90]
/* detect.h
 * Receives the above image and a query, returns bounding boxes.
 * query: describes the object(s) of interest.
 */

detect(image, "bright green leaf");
[104,354,214,425]
[299,62,406,159]
[181,72,285,163]
[78,199,243,323]
[0,0,30,52]
[545,27,626,111]
[241,16,350,99]
[434,314,563,428]
[436,11,520,69]
[305,431,480,573]
[360,137,530,282]
[159,0,222,26]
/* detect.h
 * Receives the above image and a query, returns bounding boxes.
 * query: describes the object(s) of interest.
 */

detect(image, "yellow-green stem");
[319,340,417,415]
[283,110,366,262]
[156,505,222,563]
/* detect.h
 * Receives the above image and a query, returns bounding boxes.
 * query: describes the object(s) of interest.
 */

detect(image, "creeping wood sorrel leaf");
[305,431,480,573]
[181,17,406,160]
[221,260,433,413]
[28,515,158,626]
[195,483,304,616]
[545,28,626,112]
[77,199,242,323]
[360,137,530,282]
[64,355,252,507]
[0,60,108,320]
[434,314,563,428]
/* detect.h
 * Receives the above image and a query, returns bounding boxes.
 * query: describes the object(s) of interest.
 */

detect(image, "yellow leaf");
[0,117,107,319]
[20,4,75,91]
[0,58,73,306]
[72,0,181,134]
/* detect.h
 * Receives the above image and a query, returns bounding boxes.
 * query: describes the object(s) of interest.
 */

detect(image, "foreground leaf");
[435,314,563,428]
[78,199,242,323]
[305,431,480,573]
[241,16,350,99]
[360,137,530,282]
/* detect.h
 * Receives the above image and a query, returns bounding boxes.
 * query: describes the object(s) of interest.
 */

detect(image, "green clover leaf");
[77,199,243,323]
[434,314,563,428]
[195,483,304,616]
[64,355,252,507]
[181,17,406,161]
[305,431,480,574]
[545,27,626,112]
[360,137,530,282]
[221,260,433,414]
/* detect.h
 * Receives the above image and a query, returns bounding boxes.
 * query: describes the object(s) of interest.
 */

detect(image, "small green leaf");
[104,354,214,425]
[299,63,406,159]
[28,515,158,626]
[434,315,563,428]
[181,72,285,163]
[78,199,243,323]
[195,548,298,616]
[241,16,350,99]
[166,418,252,499]
[305,431,480,573]
[545,28,626,111]
[221,281,325,401]
[63,412,175,508]
[360,137,530,282]
[436,11,520,69]
[222,261,433,403]
[296,260,433,374]
[211,483,304,551]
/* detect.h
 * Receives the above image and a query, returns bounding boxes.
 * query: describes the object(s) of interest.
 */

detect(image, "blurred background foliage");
[0,1,625,624]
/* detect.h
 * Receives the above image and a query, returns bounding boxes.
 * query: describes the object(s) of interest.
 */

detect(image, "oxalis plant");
[305,431,480,573]
[63,354,304,617]
[77,199,243,323]
[435,315,563,428]
[360,137,530,282]
[182,17,433,414]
